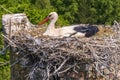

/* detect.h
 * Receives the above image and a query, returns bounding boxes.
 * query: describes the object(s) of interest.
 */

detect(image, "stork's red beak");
[38,17,49,25]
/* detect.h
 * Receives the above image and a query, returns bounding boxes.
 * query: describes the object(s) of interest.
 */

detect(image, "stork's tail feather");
[85,26,99,37]
[74,25,99,37]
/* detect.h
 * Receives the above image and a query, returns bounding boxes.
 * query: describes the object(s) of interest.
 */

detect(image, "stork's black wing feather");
[74,25,99,37]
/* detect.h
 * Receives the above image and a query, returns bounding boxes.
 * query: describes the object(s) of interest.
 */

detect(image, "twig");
[46,65,50,80]
[113,20,120,31]
[10,54,29,67]
[58,65,75,74]
[0,5,13,14]
[0,62,4,64]
[0,61,10,66]
[53,58,69,74]
[2,34,17,47]
[0,45,10,54]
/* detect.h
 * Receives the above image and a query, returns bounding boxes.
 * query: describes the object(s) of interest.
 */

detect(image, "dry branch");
[7,28,120,80]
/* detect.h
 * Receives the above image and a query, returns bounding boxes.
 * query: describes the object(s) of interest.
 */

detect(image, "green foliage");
[0,0,120,80]
[1,0,119,26]
[0,55,10,80]
[51,0,120,25]
[0,33,4,48]
[0,65,10,80]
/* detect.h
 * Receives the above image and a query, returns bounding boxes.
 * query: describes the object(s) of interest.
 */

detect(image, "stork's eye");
[48,14,52,17]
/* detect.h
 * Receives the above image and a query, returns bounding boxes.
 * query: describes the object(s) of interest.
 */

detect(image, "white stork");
[39,12,99,38]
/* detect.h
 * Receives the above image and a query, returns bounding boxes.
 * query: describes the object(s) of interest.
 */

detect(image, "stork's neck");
[46,18,57,33]
[48,20,55,30]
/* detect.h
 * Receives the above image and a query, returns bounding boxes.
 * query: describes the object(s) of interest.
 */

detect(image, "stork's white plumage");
[39,12,99,38]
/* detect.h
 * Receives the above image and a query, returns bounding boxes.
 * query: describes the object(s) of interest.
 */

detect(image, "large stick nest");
[5,23,120,80]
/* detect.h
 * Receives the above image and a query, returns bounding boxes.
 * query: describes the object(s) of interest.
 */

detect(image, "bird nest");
[4,25,120,80]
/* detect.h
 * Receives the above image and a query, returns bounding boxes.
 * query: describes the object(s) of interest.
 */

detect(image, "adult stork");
[39,12,99,38]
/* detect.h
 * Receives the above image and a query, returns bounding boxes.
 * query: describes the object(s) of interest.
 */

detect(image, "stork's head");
[48,12,58,20]
[39,12,58,25]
